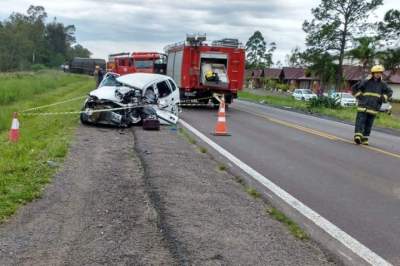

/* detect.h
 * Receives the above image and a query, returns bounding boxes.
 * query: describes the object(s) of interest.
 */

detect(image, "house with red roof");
[263,68,282,80]
[385,70,400,100]
[246,66,400,100]
[281,67,320,91]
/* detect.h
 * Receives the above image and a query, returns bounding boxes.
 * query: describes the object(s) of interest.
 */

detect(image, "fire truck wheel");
[211,98,220,105]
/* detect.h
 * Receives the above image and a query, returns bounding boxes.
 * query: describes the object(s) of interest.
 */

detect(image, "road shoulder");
[0,125,175,265]
[135,126,335,265]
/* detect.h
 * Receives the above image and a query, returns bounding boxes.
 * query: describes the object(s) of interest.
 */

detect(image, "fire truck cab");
[107,52,167,75]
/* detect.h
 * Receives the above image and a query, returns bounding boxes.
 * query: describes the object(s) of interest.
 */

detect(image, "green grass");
[233,175,245,186]
[0,71,93,221]
[217,164,227,171]
[0,70,86,105]
[238,91,400,130]
[266,207,308,240]
[238,91,308,110]
[198,146,208,153]
[178,127,197,144]
[245,187,261,199]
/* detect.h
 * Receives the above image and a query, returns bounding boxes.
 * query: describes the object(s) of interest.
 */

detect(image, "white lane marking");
[179,119,392,266]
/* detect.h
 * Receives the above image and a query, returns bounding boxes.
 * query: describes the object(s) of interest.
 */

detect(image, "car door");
[155,79,174,112]
[166,78,180,105]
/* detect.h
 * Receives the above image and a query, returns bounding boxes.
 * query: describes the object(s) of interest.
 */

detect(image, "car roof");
[116,73,170,89]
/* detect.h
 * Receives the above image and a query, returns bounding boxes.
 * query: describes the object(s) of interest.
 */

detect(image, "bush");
[260,78,290,92]
[276,83,290,92]
[307,96,341,109]
[31,64,47,72]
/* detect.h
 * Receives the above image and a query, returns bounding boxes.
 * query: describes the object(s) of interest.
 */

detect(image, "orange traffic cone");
[213,100,230,136]
[8,112,20,143]
[217,100,226,117]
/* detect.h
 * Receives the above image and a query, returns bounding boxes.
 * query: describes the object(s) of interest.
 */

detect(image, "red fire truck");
[164,34,245,104]
[107,52,167,75]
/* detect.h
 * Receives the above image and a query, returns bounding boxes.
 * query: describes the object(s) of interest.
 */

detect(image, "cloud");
[0,0,398,64]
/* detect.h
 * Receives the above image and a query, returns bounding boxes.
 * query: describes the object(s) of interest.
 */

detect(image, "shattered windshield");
[100,75,122,87]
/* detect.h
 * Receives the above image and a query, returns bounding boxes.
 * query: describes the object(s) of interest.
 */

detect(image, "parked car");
[330,92,357,107]
[380,102,392,114]
[292,89,317,101]
[80,73,180,127]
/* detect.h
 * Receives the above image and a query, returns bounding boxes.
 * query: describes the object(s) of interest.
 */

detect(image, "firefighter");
[94,65,104,87]
[205,69,219,82]
[351,65,393,145]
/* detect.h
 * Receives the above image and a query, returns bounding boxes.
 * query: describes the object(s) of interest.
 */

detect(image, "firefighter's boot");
[354,133,363,145]
[361,137,369,145]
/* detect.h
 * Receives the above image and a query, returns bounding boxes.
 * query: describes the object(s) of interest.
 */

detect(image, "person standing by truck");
[351,65,393,145]
[94,65,105,87]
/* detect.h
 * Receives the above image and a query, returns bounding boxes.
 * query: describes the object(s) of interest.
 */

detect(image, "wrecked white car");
[80,72,180,128]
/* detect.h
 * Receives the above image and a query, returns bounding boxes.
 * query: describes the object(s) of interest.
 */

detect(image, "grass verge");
[245,187,261,199]
[0,71,93,221]
[217,164,227,171]
[266,207,309,240]
[238,91,400,130]
[198,146,208,153]
[178,127,197,144]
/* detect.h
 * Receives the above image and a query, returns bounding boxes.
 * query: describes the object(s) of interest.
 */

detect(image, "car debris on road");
[80,72,180,129]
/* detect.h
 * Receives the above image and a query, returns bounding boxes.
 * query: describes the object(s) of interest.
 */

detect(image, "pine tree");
[245,31,276,69]
[303,0,383,89]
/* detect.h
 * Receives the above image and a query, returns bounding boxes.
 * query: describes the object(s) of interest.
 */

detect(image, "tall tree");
[67,44,92,60]
[0,6,91,71]
[46,19,76,60]
[378,9,400,44]
[379,48,400,71]
[245,31,276,69]
[0,12,34,70]
[285,47,307,67]
[303,49,337,91]
[303,0,383,89]
[26,5,47,64]
[347,36,378,74]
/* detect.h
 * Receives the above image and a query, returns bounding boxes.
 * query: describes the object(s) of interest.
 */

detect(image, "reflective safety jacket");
[351,78,393,115]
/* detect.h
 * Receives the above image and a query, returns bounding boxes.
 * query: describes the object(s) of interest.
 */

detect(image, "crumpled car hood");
[89,86,119,101]
[89,86,140,102]
[116,73,166,89]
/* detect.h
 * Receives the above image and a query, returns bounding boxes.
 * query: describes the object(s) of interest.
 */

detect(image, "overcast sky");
[0,0,397,65]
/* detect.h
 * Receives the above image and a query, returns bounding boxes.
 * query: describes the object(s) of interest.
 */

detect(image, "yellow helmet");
[371,65,384,73]
[205,70,214,78]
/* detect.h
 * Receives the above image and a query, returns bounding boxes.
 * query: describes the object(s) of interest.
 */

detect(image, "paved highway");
[180,100,400,265]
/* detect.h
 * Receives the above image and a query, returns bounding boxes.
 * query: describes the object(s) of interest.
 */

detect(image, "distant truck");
[107,52,167,75]
[69,58,106,75]
[164,34,245,104]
